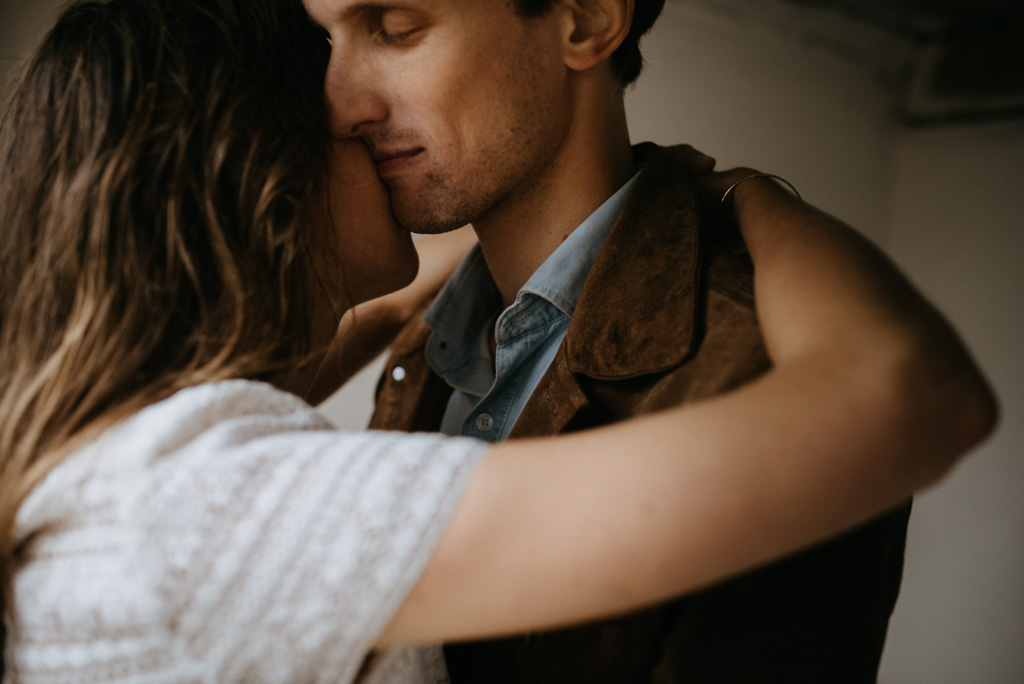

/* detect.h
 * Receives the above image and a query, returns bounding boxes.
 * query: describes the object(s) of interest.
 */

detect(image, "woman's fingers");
[662,144,717,174]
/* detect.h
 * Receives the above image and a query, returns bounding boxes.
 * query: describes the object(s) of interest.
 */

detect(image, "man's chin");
[393,199,465,235]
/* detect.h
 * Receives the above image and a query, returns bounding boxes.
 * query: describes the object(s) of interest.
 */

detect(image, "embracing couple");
[311,0,949,679]
[0,0,995,683]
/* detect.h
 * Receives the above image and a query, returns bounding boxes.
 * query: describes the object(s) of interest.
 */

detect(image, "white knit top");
[4,380,487,683]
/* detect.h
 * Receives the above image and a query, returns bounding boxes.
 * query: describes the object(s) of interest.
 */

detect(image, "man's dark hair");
[514,0,665,85]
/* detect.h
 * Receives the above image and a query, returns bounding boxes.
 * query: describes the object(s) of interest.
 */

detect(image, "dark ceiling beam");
[779,0,1024,125]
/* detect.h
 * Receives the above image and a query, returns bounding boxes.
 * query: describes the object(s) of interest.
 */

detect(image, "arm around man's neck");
[373,165,997,648]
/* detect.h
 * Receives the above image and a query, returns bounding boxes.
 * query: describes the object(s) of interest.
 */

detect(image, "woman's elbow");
[891,326,999,483]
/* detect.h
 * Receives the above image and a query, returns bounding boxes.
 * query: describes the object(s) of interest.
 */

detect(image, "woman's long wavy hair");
[0,0,332,671]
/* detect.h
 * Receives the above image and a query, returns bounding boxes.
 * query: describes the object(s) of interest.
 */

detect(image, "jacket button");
[475,413,494,432]
[392,366,407,382]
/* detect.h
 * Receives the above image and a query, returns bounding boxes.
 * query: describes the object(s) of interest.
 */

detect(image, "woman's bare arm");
[306,227,476,405]
[377,169,997,646]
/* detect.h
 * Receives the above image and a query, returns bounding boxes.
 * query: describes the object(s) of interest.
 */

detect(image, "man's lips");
[370,148,423,175]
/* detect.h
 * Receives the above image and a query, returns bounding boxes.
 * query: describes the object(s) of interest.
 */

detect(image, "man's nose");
[323,55,388,137]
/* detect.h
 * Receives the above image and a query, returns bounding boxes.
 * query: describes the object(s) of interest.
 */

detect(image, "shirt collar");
[421,246,499,383]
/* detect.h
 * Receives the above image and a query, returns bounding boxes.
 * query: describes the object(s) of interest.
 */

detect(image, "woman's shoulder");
[18,379,485,530]
[10,380,487,681]
[121,379,336,448]
[15,381,319,518]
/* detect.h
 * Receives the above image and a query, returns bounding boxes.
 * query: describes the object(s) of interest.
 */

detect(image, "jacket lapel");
[567,143,702,379]
[510,144,703,438]
[507,343,590,439]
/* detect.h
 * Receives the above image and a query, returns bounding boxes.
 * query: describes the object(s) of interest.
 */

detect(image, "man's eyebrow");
[325,1,426,24]
[337,2,377,22]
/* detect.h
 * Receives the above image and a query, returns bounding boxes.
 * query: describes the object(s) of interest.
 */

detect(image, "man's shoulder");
[599,142,755,306]
[570,146,758,351]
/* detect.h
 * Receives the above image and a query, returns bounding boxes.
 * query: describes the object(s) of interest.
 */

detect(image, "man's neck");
[472,98,634,308]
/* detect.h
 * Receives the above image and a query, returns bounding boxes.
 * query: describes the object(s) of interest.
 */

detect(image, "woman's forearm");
[378,171,997,647]
[306,228,476,405]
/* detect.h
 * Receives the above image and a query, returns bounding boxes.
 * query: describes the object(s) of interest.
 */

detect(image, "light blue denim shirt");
[423,172,640,442]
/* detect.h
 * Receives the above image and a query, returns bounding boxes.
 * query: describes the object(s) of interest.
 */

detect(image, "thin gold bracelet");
[720,173,802,207]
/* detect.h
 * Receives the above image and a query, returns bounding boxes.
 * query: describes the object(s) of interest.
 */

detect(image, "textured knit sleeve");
[129,382,486,684]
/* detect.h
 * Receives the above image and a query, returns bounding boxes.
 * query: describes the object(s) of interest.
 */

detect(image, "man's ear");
[558,0,632,73]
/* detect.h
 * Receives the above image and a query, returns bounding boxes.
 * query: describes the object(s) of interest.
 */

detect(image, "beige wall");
[881,122,1024,682]
[626,0,900,243]
[3,0,1021,680]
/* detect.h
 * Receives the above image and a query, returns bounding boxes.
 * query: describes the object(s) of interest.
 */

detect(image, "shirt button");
[475,413,494,433]
[392,366,407,382]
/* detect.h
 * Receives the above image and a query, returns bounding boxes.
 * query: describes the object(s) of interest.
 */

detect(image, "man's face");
[304,0,574,233]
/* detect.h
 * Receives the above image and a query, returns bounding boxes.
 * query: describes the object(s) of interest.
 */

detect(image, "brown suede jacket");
[369,144,911,683]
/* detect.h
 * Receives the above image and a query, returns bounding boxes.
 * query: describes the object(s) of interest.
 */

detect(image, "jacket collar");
[565,143,702,379]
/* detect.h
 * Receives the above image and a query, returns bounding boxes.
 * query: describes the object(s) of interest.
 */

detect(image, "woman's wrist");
[721,172,801,209]
[724,173,805,261]
[727,173,801,219]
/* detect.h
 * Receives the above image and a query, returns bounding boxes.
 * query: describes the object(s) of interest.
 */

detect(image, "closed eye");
[377,27,417,45]
[376,8,427,47]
